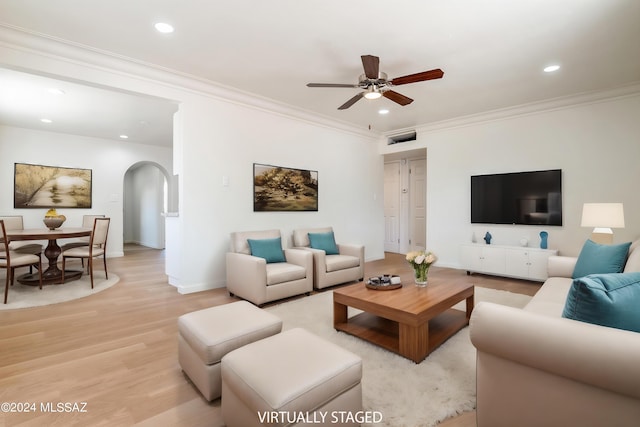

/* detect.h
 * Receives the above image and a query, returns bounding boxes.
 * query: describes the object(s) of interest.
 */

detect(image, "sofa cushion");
[308,231,339,255]
[524,277,573,317]
[572,239,631,279]
[562,272,640,333]
[623,240,640,273]
[248,237,286,264]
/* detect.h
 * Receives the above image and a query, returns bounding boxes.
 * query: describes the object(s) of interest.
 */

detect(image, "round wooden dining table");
[7,227,92,285]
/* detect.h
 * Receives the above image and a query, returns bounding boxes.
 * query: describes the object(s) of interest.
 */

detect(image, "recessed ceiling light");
[40,118,52,123]
[154,22,174,33]
[119,134,129,139]
[378,109,389,115]
[48,88,65,95]
[544,65,560,73]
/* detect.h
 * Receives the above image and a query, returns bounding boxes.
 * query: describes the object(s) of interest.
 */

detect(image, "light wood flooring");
[0,246,540,426]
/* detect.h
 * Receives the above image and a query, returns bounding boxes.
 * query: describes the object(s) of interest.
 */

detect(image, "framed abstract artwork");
[253,163,318,212]
[14,163,92,208]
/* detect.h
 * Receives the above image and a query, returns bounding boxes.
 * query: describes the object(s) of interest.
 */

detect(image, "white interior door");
[384,162,400,252]
[409,158,426,250]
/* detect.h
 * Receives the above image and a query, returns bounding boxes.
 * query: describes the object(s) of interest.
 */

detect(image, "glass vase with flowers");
[406,250,437,286]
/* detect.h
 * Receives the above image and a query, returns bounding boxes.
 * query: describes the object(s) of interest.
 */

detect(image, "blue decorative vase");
[484,232,492,245]
[540,231,548,249]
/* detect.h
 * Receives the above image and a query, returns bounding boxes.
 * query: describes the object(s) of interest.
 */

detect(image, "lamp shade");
[581,203,625,228]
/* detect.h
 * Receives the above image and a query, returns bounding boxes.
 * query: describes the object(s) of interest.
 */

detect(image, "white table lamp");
[581,203,625,244]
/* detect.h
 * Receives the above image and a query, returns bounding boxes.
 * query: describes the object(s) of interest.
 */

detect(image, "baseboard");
[169,277,226,294]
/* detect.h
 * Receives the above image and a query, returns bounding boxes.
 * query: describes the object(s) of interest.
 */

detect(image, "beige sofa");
[470,241,640,427]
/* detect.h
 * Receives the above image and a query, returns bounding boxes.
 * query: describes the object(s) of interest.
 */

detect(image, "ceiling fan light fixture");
[364,87,382,100]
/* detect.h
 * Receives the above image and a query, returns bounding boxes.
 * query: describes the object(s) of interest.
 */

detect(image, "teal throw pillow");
[308,231,339,255]
[562,272,640,333]
[572,239,631,279]
[247,237,286,263]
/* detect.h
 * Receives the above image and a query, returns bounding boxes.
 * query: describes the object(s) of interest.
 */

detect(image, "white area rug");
[266,286,532,427]
[0,271,119,310]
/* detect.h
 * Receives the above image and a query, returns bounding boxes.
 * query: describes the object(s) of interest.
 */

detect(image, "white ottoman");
[222,328,363,427]
[178,301,282,401]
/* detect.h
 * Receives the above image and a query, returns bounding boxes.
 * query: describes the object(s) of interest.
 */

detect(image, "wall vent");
[387,131,417,145]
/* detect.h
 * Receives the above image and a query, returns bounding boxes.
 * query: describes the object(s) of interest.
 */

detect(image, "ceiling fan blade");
[338,93,365,110]
[390,68,444,85]
[361,55,380,79]
[307,83,359,88]
[383,90,414,106]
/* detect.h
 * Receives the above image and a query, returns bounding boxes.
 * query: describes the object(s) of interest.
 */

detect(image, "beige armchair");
[292,227,364,290]
[226,229,313,306]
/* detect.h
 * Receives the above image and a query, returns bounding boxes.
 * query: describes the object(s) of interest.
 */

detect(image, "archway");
[123,161,178,250]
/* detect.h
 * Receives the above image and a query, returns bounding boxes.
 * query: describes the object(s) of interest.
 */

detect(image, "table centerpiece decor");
[406,250,437,286]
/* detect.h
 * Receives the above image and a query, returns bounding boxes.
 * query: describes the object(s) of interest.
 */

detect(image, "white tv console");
[460,243,558,282]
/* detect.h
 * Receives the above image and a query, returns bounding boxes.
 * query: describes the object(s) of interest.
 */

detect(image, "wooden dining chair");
[0,215,43,273]
[60,214,105,251]
[61,218,110,289]
[0,219,43,304]
[60,214,105,268]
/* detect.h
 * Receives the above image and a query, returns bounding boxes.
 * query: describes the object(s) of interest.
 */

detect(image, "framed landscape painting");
[14,163,92,208]
[253,163,318,212]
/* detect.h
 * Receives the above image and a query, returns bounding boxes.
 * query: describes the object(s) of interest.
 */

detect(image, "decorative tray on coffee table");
[365,275,402,290]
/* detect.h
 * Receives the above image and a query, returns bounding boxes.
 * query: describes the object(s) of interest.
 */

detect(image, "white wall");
[174,97,384,292]
[0,125,173,257]
[383,93,640,268]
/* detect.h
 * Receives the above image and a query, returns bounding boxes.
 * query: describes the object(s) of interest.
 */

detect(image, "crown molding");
[405,83,640,136]
[0,24,377,140]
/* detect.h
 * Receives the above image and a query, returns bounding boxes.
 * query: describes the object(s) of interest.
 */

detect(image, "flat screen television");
[471,169,562,225]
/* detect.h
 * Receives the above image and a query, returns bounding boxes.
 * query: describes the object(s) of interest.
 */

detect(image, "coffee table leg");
[399,323,429,364]
[466,293,475,321]
[333,301,348,328]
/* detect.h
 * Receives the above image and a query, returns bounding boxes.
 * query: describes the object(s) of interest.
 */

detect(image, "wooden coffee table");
[333,279,474,363]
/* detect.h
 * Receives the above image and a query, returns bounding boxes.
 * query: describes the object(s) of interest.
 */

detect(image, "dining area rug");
[265,286,532,427]
[0,271,119,310]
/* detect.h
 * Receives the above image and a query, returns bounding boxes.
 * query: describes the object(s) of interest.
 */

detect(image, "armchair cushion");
[247,237,286,264]
[562,272,640,333]
[326,254,360,272]
[572,239,631,279]
[266,262,307,286]
[308,231,339,255]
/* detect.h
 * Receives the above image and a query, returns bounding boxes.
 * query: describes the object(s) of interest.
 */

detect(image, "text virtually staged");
[258,410,383,424]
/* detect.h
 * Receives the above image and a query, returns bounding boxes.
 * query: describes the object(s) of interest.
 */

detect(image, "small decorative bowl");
[365,275,402,290]
[43,217,65,230]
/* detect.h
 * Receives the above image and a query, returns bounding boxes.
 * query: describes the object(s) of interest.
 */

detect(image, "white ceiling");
[0,68,177,146]
[1,0,639,146]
